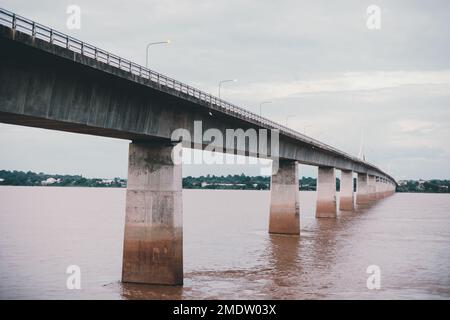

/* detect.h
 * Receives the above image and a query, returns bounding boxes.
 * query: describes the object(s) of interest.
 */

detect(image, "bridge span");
[0,8,396,285]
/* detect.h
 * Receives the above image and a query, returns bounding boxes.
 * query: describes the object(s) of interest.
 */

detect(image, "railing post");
[12,14,16,29]
[32,22,36,37]
[49,29,53,43]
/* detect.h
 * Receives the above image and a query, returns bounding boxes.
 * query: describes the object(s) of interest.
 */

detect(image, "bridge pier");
[339,170,354,211]
[386,182,393,196]
[390,182,396,196]
[386,180,392,196]
[122,142,183,285]
[381,179,387,198]
[316,167,337,218]
[378,179,384,198]
[377,177,384,199]
[356,173,369,205]
[374,177,380,199]
[269,160,300,235]
[368,175,377,202]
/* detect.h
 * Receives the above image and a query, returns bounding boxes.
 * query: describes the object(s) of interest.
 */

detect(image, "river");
[0,187,449,299]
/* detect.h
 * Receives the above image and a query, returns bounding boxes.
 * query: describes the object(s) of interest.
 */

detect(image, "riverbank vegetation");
[1,170,448,193]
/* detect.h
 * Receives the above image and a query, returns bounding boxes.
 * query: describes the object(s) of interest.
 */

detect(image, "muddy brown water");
[0,187,449,299]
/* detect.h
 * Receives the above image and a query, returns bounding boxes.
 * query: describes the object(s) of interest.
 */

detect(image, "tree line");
[0,170,319,190]
[396,180,450,193]
[1,170,448,193]
[0,170,125,188]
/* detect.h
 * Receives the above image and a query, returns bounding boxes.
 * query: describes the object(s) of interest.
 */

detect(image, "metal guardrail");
[0,7,392,179]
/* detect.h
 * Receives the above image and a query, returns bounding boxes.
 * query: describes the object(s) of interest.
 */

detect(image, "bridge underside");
[0,111,165,142]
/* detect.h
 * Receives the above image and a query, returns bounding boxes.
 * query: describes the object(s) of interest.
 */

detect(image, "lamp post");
[218,79,237,100]
[259,101,272,118]
[146,40,170,68]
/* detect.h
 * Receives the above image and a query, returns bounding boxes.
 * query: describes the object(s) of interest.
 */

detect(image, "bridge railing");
[0,7,389,175]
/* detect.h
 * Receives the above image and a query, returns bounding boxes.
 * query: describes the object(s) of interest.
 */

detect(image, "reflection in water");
[266,234,302,299]
[0,187,449,299]
[120,282,183,300]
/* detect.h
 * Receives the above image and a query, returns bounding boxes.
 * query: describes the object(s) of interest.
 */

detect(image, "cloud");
[222,70,450,101]
[396,120,437,134]
[381,145,448,160]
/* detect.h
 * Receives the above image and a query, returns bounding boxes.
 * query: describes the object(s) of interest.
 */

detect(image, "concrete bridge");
[0,8,396,285]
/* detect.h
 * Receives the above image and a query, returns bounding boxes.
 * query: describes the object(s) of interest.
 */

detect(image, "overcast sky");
[0,0,449,179]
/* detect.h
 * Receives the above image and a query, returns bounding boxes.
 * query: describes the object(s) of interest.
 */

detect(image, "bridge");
[0,8,396,286]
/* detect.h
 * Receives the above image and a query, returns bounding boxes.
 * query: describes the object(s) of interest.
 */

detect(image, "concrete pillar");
[269,160,300,235]
[383,179,388,198]
[356,173,369,205]
[368,175,377,202]
[122,142,183,285]
[316,167,337,218]
[339,170,354,211]
[379,179,385,198]
[375,177,382,199]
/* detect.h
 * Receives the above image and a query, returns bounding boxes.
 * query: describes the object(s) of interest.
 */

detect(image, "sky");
[0,0,449,180]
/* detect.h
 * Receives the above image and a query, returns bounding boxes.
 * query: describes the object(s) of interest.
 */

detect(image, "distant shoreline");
[1,170,449,193]
[2,185,450,195]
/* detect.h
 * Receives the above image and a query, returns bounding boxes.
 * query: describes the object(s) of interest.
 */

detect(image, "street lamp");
[218,79,237,100]
[259,101,272,118]
[146,40,171,68]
